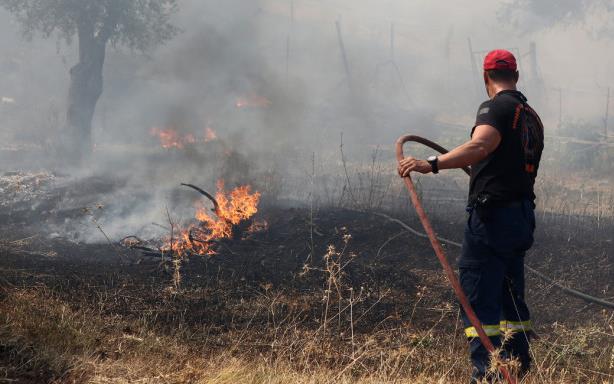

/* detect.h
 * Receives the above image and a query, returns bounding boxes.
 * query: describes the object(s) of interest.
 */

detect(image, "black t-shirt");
[469,90,544,203]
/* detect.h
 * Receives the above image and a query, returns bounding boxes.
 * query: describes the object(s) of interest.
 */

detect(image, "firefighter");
[397,49,544,382]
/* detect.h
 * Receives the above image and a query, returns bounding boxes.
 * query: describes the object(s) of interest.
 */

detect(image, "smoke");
[499,0,614,36]
[1,0,613,242]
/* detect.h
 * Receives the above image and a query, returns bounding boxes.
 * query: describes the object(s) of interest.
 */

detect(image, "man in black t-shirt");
[398,49,544,382]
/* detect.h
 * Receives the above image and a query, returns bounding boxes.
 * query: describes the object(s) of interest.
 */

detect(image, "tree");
[0,0,179,161]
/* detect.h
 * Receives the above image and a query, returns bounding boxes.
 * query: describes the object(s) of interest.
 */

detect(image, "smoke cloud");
[1,0,613,242]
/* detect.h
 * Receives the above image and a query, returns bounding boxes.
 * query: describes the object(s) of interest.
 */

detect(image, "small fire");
[162,181,261,256]
[235,94,272,109]
[204,127,217,142]
[150,127,196,149]
[246,220,269,236]
[150,126,218,149]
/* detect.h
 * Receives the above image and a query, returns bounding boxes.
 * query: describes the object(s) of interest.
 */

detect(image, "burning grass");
[121,180,263,258]
[170,181,262,256]
[149,126,218,149]
[149,127,197,149]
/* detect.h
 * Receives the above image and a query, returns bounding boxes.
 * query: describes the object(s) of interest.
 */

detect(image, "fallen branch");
[188,227,217,245]
[119,235,162,257]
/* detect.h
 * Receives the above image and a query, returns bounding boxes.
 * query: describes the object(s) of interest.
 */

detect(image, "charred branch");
[181,183,221,217]
[188,227,217,245]
[119,235,162,256]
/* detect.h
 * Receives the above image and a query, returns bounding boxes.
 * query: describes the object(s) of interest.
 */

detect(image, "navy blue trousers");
[459,200,535,381]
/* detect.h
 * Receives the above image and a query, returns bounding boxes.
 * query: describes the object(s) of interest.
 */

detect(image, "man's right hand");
[397,157,432,177]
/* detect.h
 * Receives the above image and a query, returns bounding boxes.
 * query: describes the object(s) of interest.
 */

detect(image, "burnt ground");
[0,174,613,382]
[1,204,612,322]
[0,207,452,331]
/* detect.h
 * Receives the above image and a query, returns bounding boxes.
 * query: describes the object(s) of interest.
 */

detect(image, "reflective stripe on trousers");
[500,320,532,333]
[465,320,533,338]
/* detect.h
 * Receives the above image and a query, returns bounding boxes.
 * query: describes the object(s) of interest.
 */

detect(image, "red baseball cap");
[483,49,517,71]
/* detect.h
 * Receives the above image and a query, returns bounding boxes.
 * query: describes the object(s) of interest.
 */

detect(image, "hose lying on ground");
[371,206,614,310]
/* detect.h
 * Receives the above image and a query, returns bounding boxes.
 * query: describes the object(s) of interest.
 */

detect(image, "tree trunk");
[66,23,106,162]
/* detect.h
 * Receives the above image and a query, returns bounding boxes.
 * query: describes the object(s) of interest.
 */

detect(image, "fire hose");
[396,135,516,383]
[396,134,612,383]
[394,135,614,310]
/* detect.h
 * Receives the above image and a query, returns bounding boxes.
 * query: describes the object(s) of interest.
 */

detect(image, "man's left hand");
[398,157,432,177]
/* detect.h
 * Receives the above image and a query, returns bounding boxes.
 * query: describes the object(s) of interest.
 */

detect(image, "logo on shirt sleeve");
[478,107,490,115]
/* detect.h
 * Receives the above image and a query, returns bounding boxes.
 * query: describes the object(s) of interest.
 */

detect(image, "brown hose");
[396,134,517,384]
[395,135,471,176]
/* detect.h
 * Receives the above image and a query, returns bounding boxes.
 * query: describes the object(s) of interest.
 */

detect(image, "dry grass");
[1,275,612,383]
[1,163,613,383]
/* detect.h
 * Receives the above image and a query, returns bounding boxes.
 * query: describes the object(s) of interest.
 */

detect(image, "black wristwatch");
[427,156,439,174]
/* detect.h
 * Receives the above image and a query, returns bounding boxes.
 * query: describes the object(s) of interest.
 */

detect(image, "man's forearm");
[438,140,490,170]
[397,125,500,176]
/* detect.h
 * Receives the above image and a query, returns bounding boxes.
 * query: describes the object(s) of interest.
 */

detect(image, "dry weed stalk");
[171,257,182,291]
[1,271,612,383]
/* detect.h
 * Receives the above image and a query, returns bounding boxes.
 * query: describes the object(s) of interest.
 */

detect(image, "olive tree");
[1,0,179,160]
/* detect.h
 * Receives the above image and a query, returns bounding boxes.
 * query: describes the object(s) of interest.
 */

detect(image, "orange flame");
[150,127,196,149]
[235,94,272,109]
[246,220,268,235]
[161,181,262,256]
[204,127,217,142]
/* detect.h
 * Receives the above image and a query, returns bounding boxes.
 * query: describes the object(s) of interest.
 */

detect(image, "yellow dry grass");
[1,285,612,384]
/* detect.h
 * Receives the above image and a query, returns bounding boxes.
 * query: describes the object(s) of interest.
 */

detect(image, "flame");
[161,181,262,256]
[204,127,217,142]
[247,220,268,234]
[150,126,219,149]
[235,94,272,109]
[150,127,197,149]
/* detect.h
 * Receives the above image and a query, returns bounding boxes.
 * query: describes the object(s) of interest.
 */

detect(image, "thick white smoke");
[1,0,613,242]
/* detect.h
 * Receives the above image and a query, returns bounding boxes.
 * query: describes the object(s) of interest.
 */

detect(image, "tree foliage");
[0,0,179,50]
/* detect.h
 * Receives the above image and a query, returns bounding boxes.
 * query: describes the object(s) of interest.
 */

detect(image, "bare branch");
[181,183,222,217]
